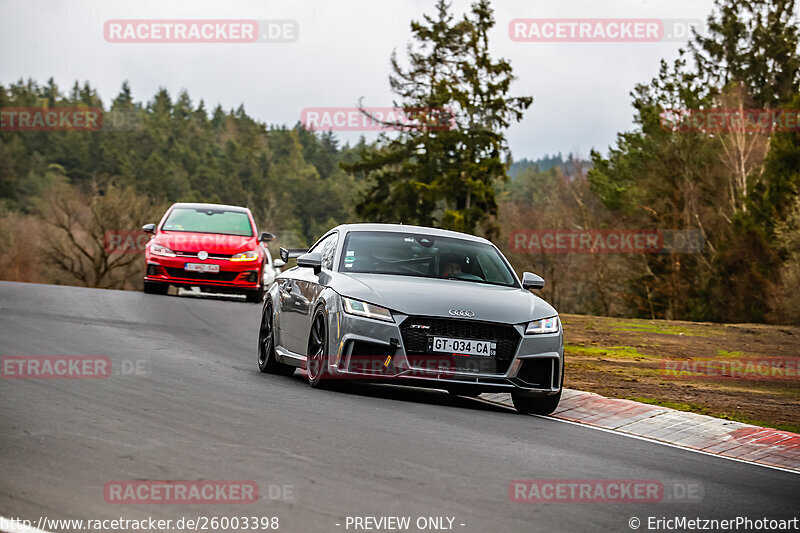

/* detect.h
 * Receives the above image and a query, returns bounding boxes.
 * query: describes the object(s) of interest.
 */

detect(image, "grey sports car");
[257,223,564,414]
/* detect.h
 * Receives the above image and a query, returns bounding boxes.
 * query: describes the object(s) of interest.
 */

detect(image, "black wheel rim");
[308,313,325,380]
[258,305,273,366]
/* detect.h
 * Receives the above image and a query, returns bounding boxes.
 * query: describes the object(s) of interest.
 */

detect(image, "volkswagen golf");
[142,202,283,302]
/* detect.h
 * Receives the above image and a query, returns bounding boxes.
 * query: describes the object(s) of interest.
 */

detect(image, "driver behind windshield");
[439,253,467,278]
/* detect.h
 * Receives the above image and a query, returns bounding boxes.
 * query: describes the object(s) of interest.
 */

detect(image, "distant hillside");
[508,154,592,179]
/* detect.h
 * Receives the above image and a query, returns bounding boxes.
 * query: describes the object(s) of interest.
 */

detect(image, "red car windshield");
[161,208,253,237]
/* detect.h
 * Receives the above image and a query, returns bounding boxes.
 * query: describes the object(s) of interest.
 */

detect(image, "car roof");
[333,223,492,245]
[170,202,251,214]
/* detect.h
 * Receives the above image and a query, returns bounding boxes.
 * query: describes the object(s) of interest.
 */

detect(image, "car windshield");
[161,207,253,237]
[340,231,518,287]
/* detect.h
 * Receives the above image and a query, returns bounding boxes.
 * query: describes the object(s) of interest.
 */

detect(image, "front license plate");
[184,263,220,273]
[428,337,496,357]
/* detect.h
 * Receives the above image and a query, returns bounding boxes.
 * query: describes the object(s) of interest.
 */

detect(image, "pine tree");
[690,0,800,108]
[344,0,531,238]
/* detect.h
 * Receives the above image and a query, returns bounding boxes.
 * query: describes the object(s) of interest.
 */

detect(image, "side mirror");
[142,223,156,234]
[273,258,286,268]
[280,246,308,263]
[297,252,322,274]
[259,232,275,243]
[522,272,545,290]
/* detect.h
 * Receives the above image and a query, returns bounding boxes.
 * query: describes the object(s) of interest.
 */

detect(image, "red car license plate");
[184,263,220,273]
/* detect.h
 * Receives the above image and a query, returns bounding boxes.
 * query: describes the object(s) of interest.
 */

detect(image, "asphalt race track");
[1,281,798,533]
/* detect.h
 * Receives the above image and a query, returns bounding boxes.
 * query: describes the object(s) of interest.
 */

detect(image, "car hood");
[334,273,557,324]
[154,231,256,254]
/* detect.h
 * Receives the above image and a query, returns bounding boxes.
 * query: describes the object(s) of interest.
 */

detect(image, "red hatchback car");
[142,202,280,302]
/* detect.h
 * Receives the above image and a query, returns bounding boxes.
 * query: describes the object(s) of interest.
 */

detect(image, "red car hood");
[154,231,256,254]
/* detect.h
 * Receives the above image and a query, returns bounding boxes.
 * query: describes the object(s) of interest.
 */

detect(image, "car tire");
[258,301,296,376]
[245,288,265,303]
[511,390,561,415]
[307,308,333,389]
[144,281,168,295]
[511,363,564,415]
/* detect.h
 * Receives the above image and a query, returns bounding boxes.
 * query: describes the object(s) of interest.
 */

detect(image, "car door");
[279,232,338,355]
[276,272,304,354]
[289,232,338,356]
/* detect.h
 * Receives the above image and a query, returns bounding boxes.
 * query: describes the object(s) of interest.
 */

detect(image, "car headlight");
[231,250,259,262]
[149,243,176,258]
[525,316,559,334]
[342,297,394,322]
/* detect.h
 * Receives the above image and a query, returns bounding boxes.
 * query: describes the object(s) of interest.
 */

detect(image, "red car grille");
[164,267,239,282]
[174,251,235,260]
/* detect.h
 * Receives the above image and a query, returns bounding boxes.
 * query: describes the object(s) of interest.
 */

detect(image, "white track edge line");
[478,397,800,476]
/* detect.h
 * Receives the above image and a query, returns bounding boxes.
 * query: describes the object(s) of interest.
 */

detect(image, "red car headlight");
[149,243,176,258]
[231,250,259,262]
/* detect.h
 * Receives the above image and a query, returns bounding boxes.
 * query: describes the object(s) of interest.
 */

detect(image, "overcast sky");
[0,0,718,161]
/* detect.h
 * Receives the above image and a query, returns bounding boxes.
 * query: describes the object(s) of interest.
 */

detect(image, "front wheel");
[258,302,296,376]
[512,359,564,415]
[144,281,168,295]
[245,288,265,303]
[306,309,332,389]
[511,391,562,415]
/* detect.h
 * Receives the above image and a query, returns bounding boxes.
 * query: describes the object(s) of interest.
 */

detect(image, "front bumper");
[326,309,563,394]
[144,254,262,289]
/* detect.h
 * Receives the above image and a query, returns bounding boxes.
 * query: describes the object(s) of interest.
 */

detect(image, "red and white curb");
[481,389,800,473]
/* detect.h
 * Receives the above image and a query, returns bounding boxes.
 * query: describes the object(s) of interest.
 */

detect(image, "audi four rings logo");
[449,309,475,317]
[197,251,208,260]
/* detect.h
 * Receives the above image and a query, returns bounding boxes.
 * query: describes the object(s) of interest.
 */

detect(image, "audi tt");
[257,223,564,414]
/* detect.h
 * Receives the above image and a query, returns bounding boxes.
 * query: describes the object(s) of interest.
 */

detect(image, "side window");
[309,233,338,271]
[321,233,338,270]
[476,251,503,284]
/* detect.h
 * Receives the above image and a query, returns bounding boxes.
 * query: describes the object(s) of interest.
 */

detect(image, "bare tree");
[0,208,47,283]
[716,85,771,214]
[38,177,163,289]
